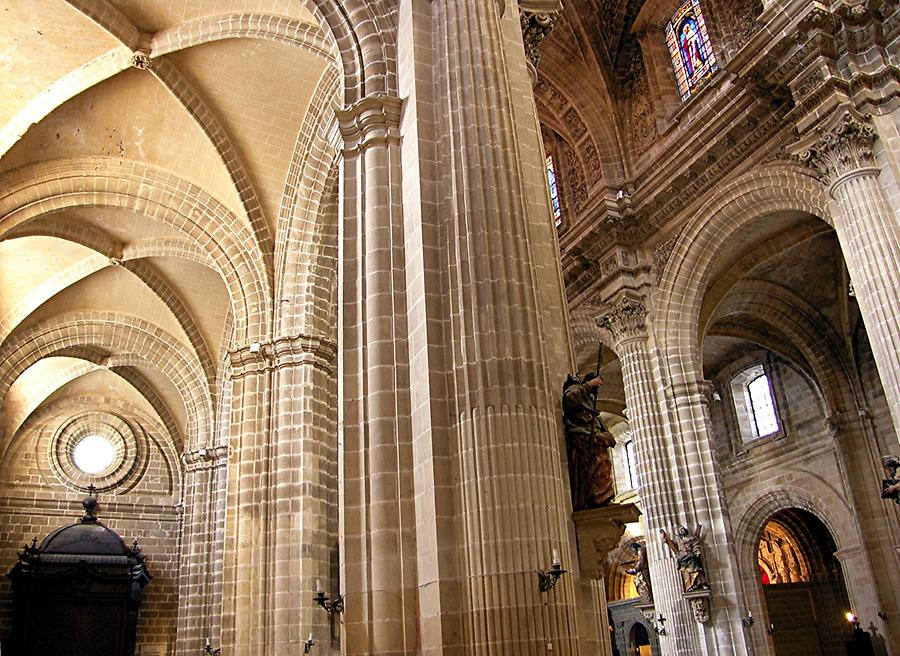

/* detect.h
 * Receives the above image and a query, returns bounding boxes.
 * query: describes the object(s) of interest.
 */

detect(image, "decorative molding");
[229,333,338,377]
[520,8,557,83]
[131,51,152,70]
[796,110,879,188]
[184,445,229,471]
[652,229,682,285]
[335,93,402,154]
[596,295,649,345]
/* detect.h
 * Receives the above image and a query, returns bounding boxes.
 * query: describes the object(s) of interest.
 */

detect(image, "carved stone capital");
[596,295,649,345]
[797,110,879,187]
[519,9,557,84]
[336,93,402,154]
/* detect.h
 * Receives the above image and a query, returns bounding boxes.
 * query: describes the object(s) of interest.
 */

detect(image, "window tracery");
[665,0,718,101]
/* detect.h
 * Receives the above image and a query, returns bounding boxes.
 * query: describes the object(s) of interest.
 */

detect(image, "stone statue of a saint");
[562,372,616,510]
[882,455,900,504]
[624,540,653,603]
[660,525,709,593]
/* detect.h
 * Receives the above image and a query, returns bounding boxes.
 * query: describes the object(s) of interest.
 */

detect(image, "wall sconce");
[653,614,667,636]
[846,611,860,631]
[314,579,344,615]
[303,633,316,654]
[741,611,755,628]
[204,638,221,656]
[537,549,567,592]
[878,611,888,621]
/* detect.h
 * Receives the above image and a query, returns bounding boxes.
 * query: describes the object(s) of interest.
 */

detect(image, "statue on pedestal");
[562,372,616,510]
[661,525,709,593]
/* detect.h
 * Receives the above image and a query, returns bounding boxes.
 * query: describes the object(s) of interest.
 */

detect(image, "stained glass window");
[665,0,718,101]
[546,154,562,226]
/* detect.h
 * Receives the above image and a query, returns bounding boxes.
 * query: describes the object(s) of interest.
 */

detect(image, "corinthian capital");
[595,295,649,345]
[519,1,562,84]
[798,110,878,187]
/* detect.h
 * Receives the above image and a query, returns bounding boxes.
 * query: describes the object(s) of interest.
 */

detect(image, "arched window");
[665,0,718,101]
[747,373,778,437]
[730,364,781,442]
[545,153,562,226]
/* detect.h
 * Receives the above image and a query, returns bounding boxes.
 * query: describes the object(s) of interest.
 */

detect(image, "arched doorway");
[628,622,652,656]
[757,508,851,655]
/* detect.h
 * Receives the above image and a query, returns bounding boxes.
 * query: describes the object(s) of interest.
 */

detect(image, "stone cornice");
[336,93,402,154]
[793,109,879,189]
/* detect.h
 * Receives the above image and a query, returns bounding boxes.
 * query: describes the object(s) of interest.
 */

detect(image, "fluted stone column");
[661,372,751,656]
[175,445,228,655]
[334,1,586,654]
[801,110,900,439]
[336,93,420,655]
[221,337,338,655]
[596,296,708,656]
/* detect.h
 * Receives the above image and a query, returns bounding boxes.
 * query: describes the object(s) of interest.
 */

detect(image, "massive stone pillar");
[800,110,900,439]
[596,295,708,656]
[334,1,584,654]
[599,293,753,655]
[220,345,274,655]
[220,338,338,655]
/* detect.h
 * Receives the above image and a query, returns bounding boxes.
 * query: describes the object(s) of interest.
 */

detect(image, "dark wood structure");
[6,495,151,656]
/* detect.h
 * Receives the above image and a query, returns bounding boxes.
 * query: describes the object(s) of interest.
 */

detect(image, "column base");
[572,503,641,580]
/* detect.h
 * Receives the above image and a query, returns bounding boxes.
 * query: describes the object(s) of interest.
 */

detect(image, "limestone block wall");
[709,343,898,649]
[0,405,182,654]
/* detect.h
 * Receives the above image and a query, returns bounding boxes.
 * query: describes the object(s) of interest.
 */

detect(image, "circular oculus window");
[72,434,116,474]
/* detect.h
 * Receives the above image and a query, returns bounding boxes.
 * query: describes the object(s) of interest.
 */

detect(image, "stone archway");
[755,508,852,656]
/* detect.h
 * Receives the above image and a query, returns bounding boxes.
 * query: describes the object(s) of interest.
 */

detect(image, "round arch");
[655,165,830,384]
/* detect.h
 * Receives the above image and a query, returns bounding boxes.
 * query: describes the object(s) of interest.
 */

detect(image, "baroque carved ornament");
[595,296,649,344]
[798,111,879,187]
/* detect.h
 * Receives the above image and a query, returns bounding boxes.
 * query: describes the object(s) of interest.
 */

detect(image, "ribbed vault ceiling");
[0,0,336,463]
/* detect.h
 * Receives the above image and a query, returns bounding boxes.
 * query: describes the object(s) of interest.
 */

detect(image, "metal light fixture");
[314,579,344,615]
[654,614,667,636]
[204,639,221,656]
[741,611,755,628]
[537,549,567,592]
[846,611,860,631]
[303,633,316,654]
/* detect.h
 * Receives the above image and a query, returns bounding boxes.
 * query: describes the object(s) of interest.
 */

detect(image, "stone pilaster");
[596,295,709,655]
[799,110,900,439]
[336,92,419,655]
[175,445,228,655]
